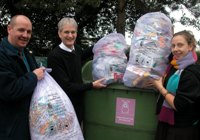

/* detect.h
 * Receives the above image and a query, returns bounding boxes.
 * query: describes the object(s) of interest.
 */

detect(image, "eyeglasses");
[64,31,77,34]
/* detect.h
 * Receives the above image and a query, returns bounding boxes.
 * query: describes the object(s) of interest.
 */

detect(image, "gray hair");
[58,17,78,32]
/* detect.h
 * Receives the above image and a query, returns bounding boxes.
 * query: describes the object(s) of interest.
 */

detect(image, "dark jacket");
[47,45,93,98]
[157,64,200,127]
[0,38,38,140]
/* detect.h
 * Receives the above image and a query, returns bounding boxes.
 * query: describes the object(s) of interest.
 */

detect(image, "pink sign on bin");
[115,97,136,126]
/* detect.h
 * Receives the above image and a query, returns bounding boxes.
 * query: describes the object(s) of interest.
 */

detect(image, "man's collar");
[59,42,75,52]
[1,37,24,56]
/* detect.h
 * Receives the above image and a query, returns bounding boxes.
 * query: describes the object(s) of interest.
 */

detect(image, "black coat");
[157,64,200,127]
[47,45,93,97]
[0,38,38,140]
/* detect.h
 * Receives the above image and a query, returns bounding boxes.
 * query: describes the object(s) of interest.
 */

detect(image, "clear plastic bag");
[123,12,173,88]
[92,33,129,84]
[29,71,84,140]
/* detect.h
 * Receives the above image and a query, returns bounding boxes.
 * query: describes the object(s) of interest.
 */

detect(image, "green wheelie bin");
[82,60,158,140]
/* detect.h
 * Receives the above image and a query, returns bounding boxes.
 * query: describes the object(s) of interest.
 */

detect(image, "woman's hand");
[151,77,163,91]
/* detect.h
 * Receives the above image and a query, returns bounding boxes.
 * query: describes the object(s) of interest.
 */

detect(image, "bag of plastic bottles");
[123,12,173,88]
[29,71,84,140]
[92,33,129,84]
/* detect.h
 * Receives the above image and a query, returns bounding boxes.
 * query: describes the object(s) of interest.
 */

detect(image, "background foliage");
[0,0,200,57]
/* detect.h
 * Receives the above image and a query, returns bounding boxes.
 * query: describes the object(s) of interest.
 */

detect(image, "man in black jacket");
[0,15,45,140]
[47,17,106,125]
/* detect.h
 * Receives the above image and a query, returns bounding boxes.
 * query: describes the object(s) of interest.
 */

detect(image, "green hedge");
[35,56,47,67]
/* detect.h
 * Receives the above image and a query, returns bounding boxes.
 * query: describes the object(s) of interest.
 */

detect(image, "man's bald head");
[7,15,32,48]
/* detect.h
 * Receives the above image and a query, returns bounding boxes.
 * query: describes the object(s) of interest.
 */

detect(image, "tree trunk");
[116,0,126,35]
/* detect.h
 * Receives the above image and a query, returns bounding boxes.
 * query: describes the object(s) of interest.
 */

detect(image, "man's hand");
[33,67,45,80]
[92,78,107,89]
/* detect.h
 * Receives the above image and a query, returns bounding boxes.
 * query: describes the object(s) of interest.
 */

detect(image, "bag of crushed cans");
[92,33,129,85]
[123,12,173,88]
[29,71,84,140]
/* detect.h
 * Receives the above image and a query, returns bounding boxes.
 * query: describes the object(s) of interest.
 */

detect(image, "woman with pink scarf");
[151,30,200,140]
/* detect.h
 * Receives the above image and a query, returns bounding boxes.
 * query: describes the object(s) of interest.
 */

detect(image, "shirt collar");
[59,42,75,52]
